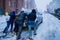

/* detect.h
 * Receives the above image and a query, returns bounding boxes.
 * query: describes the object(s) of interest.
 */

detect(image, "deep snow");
[34,12,60,40]
[0,13,60,40]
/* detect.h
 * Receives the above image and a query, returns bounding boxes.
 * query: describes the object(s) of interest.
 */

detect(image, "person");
[27,9,37,40]
[13,10,21,35]
[3,11,15,34]
[15,11,27,40]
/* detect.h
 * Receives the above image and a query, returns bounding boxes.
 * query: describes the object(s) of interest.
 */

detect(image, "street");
[34,13,60,40]
[0,13,60,40]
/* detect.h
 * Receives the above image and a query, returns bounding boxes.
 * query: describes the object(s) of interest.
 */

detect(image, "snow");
[35,0,52,12]
[0,13,60,40]
[34,12,60,40]
[0,15,10,32]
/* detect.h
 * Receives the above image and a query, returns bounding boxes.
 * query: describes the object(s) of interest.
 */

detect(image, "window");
[11,0,15,7]
[8,0,11,6]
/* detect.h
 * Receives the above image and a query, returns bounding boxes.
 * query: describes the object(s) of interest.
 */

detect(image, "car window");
[36,12,42,15]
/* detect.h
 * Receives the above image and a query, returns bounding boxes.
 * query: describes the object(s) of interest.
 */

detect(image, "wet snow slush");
[0,13,60,40]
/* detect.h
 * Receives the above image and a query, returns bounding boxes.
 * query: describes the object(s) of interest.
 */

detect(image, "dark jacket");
[27,12,36,21]
[16,12,27,25]
[9,11,15,21]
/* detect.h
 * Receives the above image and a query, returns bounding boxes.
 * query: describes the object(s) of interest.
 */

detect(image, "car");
[35,12,43,26]
[54,8,60,19]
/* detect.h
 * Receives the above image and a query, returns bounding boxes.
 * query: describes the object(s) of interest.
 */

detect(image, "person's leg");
[3,21,10,33]
[10,20,14,32]
[16,24,23,40]
[17,27,22,39]
[14,22,19,34]
[28,25,32,37]
[33,22,37,35]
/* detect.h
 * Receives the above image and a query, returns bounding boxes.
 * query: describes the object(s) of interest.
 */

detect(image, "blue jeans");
[3,20,14,33]
[27,21,36,37]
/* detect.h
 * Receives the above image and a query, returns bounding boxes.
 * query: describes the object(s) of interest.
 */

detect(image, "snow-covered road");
[34,13,60,40]
[0,13,60,40]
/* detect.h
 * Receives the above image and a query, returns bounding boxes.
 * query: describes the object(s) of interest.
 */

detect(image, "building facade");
[0,0,36,13]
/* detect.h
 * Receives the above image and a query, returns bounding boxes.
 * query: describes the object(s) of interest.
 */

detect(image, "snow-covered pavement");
[0,13,60,40]
[34,13,60,40]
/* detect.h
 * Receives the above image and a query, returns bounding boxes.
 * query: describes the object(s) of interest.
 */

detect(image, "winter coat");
[27,12,36,21]
[9,11,15,21]
[15,12,27,26]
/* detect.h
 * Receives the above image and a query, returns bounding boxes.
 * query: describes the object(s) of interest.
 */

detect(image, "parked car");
[55,8,60,16]
[35,12,43,26]
[54,8,60,19]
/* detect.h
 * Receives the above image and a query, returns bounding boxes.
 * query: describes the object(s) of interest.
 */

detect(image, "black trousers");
[14,22,19,34]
